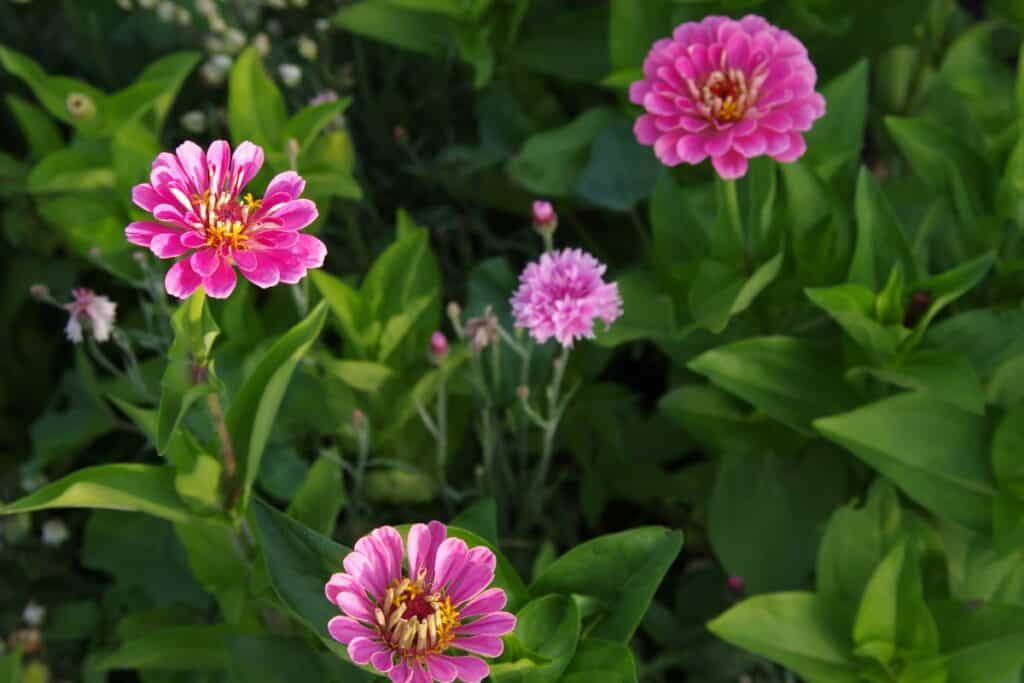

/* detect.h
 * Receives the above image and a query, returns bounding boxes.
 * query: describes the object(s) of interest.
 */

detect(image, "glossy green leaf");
[451,497,498,545]
[993,404,1024,501]
[815,393,995,532]
[852,350,986,415]
[1,464,191,522]
[286,454,345,536]
[903,251,996,348]
[804,59,869,182]
[491,595,580,683]
[574,120,661,211]
[174,517,249,623]
[326,358,394,393]
[595,271,676,346]
[849,167,918,290]
[922,308,1024,379]
[228,47,288,150]
[562,639,636,683]
[284,97,351,154]
[0,44,107,134]
[226,302,327,510]
[932,600,1024,683]
[530,527,682,642]
[91,625,229,671]
[689,336,856,435]
[689,247,784,334]
[27,147,114,193]
[310,270,372,356]
[708,593,861,683]
[806,283,899,359]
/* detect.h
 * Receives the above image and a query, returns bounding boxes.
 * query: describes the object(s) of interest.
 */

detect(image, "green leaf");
[709,451,848,594]
[530,527,682,642]
[689,336,856,435]
[562,639,636,683]
[903,250,996,348]
[507,108,618,196]
[226,302,328,511]
[853,543,939,665]
[850,167,918,290]
[992,405,1024,499]
[91,625,229,671]
[132,51,201,132]
[689,247,784,333]
[1,464,191,522]
[932,600,1024,683]
[708,593,861,683]
[283,97,351,154]
[805,283,899,359]
[997,134,1024,229]
[804,60,869,183]
[511,5,609,83]
[251,499,350,647]
[286,453,346,536]
[852,350,986,415]
[993,492,1024,556]
[815,393,995,532]
[573,119,661,211]
[5,94,62,158]
[310,270,372,356]
[922,308,1024,379]
[228,47,288,151]
[174,517,249,623]
[226,634,371,682]
[594,270,676,346]
[326,358,394,393]
[378,293,437,362]
[451,497,498,545]
[334,1,452,55]
[27,147,114,193]
[492,595,580,683]
[608,0,671,70]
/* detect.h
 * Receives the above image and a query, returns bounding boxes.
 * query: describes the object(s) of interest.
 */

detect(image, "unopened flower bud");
[516,385,529,401]
[532,200,557,235]
[297,35,317,61]
[903,291,931,328]
[351,408,367,431]
[429,332,448,363]
[29,284,50,301]
[88,246,102,258]
[41,519,69,547]
[446,301,461,323]
[278,63,302,87]
[65,92,96,121]
[22,601,45,626]
[726,575,745,594]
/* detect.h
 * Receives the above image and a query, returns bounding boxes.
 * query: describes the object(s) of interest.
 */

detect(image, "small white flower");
[252,33,271,57]
[292,0,308,7]
[195,0,217,15]
[208,14,226,33]
[297,35,317,61]
[138,0,157,7]
[315,18,330,33]
[41,519,69,547]
[20,474,47,492]
[265,0,287,8]
[23,602,45,627]
[201,54,232,86]
[278,63,302,87]
[63,288,117,344]
[116,0,133,9]
[176,7,191,25]
[223,28,247,53]
[156,1,175,21]
[180,110,207,133]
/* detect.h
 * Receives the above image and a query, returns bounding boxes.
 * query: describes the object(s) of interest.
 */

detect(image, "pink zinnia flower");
[325,522,515,683]
[126,140,325,299]
[630,15,826,179]
[510,248,622,348]
[64,288,117,343]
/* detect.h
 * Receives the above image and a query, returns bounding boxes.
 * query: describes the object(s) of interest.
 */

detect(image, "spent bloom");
[64,288,117,343]
[326,522,515,683]
[510,249,622,347]
[463,307,499,354]
[126,140,325,299]
[630,15,826,179]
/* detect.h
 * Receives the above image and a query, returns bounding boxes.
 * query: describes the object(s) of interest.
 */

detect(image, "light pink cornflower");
[325,522,515,683]
[510,249,622,348]
[630,15,826,179]
[64,288,117,344]
[126,140,325,299]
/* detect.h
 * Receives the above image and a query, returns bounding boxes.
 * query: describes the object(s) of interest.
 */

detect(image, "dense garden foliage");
[2,0,1024,682]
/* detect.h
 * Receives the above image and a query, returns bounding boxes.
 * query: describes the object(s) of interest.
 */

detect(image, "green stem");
[723,178,746,258]
[435,373,449,508]
[525,346,570,529]
[542,230,554,254]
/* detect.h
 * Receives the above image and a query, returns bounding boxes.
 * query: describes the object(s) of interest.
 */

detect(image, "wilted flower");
[278,63,302,87]
[325,522,516,683]
[180,110,207,133]
[126,140,324,299]
[29,284,51,302]
[429,331,448,363]
[531,200,557,235]
[297,35,318,61]
[64,288,117,343]
[22,602,45,626]
[630,15,826,179]
[41,519,69,547]
[464,307,499,353]
[510,249,622,348]
[65,92,96,121]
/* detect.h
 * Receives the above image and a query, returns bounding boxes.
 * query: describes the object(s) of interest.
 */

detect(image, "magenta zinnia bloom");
[510,248,622,348]
[126,140,325,299]
[325,522,516,683]
[630,15,826,179]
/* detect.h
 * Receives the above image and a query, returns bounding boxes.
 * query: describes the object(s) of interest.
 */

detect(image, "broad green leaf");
[172,448,222,513]
[226,634,372,682]
[804,59,869,183]
[562,639,636,683]
[922,308,1024,379]
[511,5,609,83]
[5,94,62,158]
[325,358,394,393]
[992,405,1024,499]
[334,1,452,55]
[997,134,1024,229]
[507,108,618,196]
[491,595,580,683]
[689,248,784,334]
[27,147,114,193]
[228,47,288,151]
[175,517,249,623]
[310,270,372,356]
[806,283,899,359]
[608,0,671,70]
[649,173,709,283]
[450,497,498,545]
[574,120,661,211]
[284,97,351,154]
[815,393,995,532]
[708,593,861,683]
[903,251,996,348]
[993,492,1024,556]
[1,464,191,522]
[91,625,229,671]
[853,543,939,665]
[850,167,917,290]
[595,271,676,346]
[709,451,847,594]
[689,336,856,435]
[780,159,851,283]
[251,499,350,648]
[932,600,1024,683]
[226,302,327,511]
[852,350,986,415]
[530,527,682,642]
[132,51,201,132]
[286,454,345,536]
[378,293,437,362]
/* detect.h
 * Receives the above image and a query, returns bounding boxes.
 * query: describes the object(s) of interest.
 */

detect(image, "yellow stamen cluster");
[191,190,259,251]
[375,576,460,656]
[205,219,249,250]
